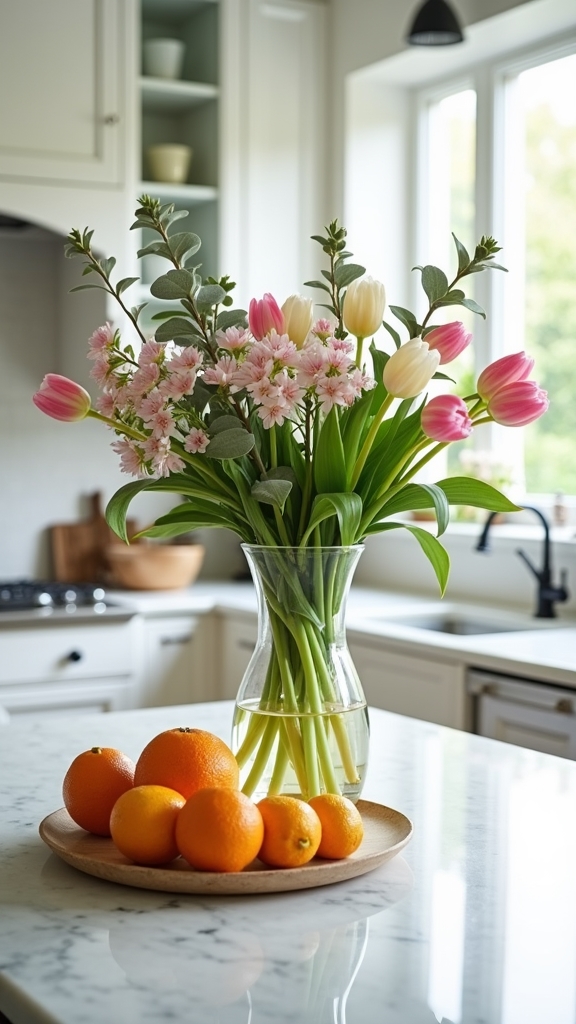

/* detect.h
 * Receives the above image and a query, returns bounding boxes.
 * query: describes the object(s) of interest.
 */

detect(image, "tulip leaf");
[363,522,450,595]
[301,493,363,547]
[421,265,448,304]
[333,262,366,289]
[437,477,522,512]
[313,407,347,493]
[105,479,151,542]
[204,428,255,459]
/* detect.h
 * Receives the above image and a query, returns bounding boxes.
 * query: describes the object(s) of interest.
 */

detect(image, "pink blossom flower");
[276,371,304,408]
[487,380,549,426]
[184,427,210,454]
[111,439,149,478]
[138,340,165,367]
[90,356,111,386]
[95,392,117,418]
[215,326,251,353]
[87,322,116,359]
[159,369,197,401]
[247,376,278,402]
[311,318,333,341]
[421,394,473,441]
[425,322,472,365]
[169,346,203,372]
[248,293,285,340]
[315,374,353,413]
[324,343,351,374]
[348,366,376,395]
[143,436,185,477]
[259,331,300,367]
[477,352,534,401]
[146,408,177,439]
[137,389,165,420]
[257,398,289,428]
[128,363,160,397]
[203,355,238,387]
[330,337,355,355]
[33,374,91,422]
[298,342,327,387]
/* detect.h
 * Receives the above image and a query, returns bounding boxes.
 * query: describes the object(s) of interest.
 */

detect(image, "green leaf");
[150,269,195,300]
[205,428,255,460]
[100,256,116,278]
[196,284,226,311]
[154,317,200,343]
[186,382,213,413]
[432,370,456,383]
[167,231,201,263]
[421,265,448,304]
[115,277,139,295]
[137,241,173,260]
[105,480,151,542]
[333,262,365,288]
[302,492,363,547]
[131,302,148,321]
[364,522,450,594]
[389,305,419,335]
[418,482,449,536]
[460,297,486,318]
[70,283,107,292]
[368,342,390,413]
[251,478,293,510]
[303,279,331,294]
[216,309,248,332]
[452,233,470,274]
[382,320,401,349]
[138,500,243,540]
[209,414,242,434]
[438,477,522,512]
[313,407,347,493]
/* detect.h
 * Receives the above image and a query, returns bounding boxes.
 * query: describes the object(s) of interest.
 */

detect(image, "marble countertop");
[107,581,576,687]
[2,700,576,1024]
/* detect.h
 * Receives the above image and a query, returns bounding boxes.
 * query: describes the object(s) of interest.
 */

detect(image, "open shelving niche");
[136,0,220,335]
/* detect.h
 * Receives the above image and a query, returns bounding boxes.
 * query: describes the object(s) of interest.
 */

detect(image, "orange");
[257,795,322,868]
[134,727,239,799]
[308,793,364,859]
[110,784,185,865]
[62,746,135,836]
[175,787,264,872]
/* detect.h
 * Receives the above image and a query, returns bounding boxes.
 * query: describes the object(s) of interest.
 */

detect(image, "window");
[415,43,576,506]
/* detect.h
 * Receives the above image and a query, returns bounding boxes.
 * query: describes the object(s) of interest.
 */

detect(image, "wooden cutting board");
[50,492,137,583]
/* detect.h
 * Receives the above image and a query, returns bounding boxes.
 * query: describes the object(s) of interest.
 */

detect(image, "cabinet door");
[220,614,259,701]
[142,616,199,708]
[348,639,466,729]
[0,0,122,185]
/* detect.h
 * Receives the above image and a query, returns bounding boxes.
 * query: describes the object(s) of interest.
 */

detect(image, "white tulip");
[342,276,386,338]
[281,294,314,348]
[382,337,440,398]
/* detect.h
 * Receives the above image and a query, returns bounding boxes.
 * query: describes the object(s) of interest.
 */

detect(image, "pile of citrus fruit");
[61,726,364,872]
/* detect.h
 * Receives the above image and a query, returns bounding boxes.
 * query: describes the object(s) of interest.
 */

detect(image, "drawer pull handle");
[556,698,573,714]
[67,650,83,663]
[160,635,192,646]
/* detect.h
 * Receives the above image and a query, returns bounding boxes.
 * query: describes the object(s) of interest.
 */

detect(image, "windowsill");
[407,518,576,546]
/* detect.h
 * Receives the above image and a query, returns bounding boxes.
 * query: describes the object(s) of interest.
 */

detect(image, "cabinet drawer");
[0,622,133,684]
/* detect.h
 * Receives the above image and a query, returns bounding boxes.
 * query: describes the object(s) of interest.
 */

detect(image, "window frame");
[411,33,576,506]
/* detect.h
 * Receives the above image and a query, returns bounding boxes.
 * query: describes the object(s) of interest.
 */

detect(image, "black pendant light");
[406,0,464,45]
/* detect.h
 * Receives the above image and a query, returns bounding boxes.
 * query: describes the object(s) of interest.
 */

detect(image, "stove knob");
[67,650,83,663]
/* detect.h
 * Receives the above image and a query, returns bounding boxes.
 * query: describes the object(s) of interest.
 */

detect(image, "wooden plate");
[39,800,413,895]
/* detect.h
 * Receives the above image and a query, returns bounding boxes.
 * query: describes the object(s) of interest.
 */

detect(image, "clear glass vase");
[232,545,369,803]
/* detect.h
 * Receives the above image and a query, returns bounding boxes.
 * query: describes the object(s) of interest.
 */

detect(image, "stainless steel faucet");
[476,505,569,618]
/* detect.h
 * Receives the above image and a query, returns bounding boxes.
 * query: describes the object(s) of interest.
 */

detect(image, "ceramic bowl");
[143,38,185,80]
[106,543,205,590]
[146,144,192,184]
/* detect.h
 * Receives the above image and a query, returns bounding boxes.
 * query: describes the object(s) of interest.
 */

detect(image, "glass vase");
[232,545,369,803]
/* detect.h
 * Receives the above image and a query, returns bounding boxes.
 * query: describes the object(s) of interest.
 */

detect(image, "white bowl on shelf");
[143,38,185,80]
[146,144,192,184]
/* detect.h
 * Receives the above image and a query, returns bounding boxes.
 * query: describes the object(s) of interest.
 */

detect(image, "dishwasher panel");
[468,669,576,760]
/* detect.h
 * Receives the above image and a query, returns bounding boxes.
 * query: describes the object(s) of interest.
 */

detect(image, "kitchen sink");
[362,606,571,635]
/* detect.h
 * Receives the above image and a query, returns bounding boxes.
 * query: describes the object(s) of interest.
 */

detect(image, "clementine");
[110,784,185,865]
[134,727,239,799]
[308,793,364,859]
[62,746,135,836]
[176,787,264,872]
[257,795,321,868]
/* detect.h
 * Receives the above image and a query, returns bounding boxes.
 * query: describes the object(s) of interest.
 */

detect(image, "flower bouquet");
[34,197,548,800]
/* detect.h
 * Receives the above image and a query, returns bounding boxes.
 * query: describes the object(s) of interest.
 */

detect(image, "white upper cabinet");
[0,0,123,186]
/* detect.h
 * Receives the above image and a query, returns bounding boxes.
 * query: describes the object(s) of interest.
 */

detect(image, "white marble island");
[1,701,575,1024]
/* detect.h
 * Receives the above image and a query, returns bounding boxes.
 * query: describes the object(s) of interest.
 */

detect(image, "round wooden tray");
[39,800,413,895]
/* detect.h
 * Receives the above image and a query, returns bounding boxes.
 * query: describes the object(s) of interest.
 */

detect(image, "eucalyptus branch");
[66,230,148,346]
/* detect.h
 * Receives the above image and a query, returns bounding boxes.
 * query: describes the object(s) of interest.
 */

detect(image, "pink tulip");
[421,394,473,441]
[487,380,549,426]
[425,322,472,365]
[477,351,534,401]
[248,293,285,340]
[33,374,91,421]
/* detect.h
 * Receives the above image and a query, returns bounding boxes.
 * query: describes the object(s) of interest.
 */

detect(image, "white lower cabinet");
[0,618,137,719]
[138,615,201,708]
[348,634,467,730]
[219,612,259,701]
